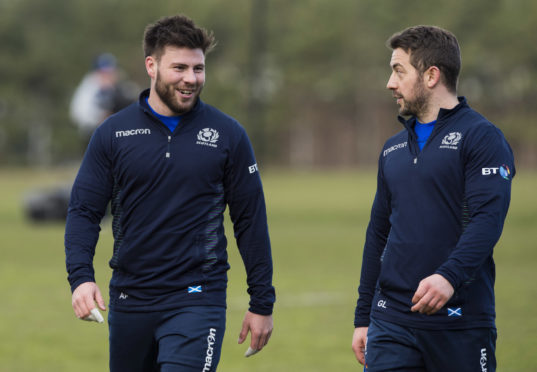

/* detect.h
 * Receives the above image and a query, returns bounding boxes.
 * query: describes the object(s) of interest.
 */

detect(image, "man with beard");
[65,15,275,371]
[351,26,514,371]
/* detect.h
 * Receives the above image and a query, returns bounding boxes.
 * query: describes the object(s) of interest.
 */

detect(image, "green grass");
[0,167,535,371]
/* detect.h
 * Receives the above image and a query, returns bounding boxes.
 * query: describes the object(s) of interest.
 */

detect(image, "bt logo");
[482,167,499,175]
[482,165,511,180]
[248,163,259,174]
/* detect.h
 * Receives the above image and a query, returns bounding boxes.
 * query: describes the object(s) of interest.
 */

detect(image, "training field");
[0,167,535,371]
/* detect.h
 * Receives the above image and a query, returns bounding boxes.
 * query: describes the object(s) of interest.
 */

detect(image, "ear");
[145,56,157,79]
[424,66,441,88]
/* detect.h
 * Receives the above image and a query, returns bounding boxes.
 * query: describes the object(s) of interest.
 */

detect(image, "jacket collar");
[138,88,203,121]
[397,96,468,131]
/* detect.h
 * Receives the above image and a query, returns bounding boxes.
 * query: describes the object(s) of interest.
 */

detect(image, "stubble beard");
[398,77,430,119]
[155,71,203,115]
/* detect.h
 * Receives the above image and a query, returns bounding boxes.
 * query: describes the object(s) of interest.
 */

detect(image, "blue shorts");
[108,306,226,372]
[365,318,496,372]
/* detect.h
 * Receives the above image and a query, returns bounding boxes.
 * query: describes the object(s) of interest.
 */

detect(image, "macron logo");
[203,328,217,371]
[480,348,488,371]
[383,142,407,157]
[115,128,151,138]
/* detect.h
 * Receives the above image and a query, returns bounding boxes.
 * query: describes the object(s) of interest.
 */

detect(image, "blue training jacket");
[65,89,275,315]
[355,97,515,330]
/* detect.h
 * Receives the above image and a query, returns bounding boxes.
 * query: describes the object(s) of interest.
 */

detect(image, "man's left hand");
[238,311,273,352]
[411,274,454,315]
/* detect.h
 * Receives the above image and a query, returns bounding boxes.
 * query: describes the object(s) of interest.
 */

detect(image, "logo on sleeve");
[499,164,512,180]
[482,164,512,180]
[440,132,462,150]
[197,128,219,148]
[248,163,258,174]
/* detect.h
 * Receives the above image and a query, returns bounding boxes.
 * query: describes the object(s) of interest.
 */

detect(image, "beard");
[396,77,430,118]
[154,70,203,115]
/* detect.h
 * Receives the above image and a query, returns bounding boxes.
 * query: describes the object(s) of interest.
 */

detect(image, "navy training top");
[355,97,515,330]
[65,89,275,315]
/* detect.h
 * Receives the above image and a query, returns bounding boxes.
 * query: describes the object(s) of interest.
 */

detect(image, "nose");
[182,68,196,84]
[386,72,397,90]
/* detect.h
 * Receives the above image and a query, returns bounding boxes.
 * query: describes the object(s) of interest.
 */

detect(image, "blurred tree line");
[1,0,536,168]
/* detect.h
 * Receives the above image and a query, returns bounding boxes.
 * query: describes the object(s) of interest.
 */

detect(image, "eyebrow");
[170,62,205,68]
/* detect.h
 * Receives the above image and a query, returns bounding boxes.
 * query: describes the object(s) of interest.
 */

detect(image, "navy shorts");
[365,318,496,372]
[108,306,226,372]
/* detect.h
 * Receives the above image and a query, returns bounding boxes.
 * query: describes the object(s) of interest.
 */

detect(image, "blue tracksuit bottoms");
[108,306,226,371]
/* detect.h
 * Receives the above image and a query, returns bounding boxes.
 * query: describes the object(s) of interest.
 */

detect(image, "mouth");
[177,88,195,98]
[393,94,403,105]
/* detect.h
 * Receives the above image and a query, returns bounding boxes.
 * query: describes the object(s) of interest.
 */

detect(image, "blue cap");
[93,53,117,71]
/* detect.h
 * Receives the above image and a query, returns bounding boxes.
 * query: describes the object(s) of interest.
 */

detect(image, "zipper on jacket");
[166,135,171,158]
[408,134,419,165]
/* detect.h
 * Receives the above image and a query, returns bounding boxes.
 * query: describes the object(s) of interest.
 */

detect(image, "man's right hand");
[72,282,106,319]
[352,327,368,365]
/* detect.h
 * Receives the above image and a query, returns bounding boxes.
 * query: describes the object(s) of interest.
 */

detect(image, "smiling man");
[147,47,205,116]
[65,15,275,372]
[351,26,515,371]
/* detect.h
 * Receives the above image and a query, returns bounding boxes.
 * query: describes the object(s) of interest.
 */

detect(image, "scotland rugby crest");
[196,128,219,148]
[440,132,462,150]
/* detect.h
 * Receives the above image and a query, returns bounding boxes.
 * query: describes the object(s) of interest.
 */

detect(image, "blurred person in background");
[352,25,515,372]
[70,53,137,141]
[65,14,275,371]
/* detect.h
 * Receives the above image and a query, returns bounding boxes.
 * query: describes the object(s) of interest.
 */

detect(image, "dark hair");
[143,15,216,59]
[387,25,461,93]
